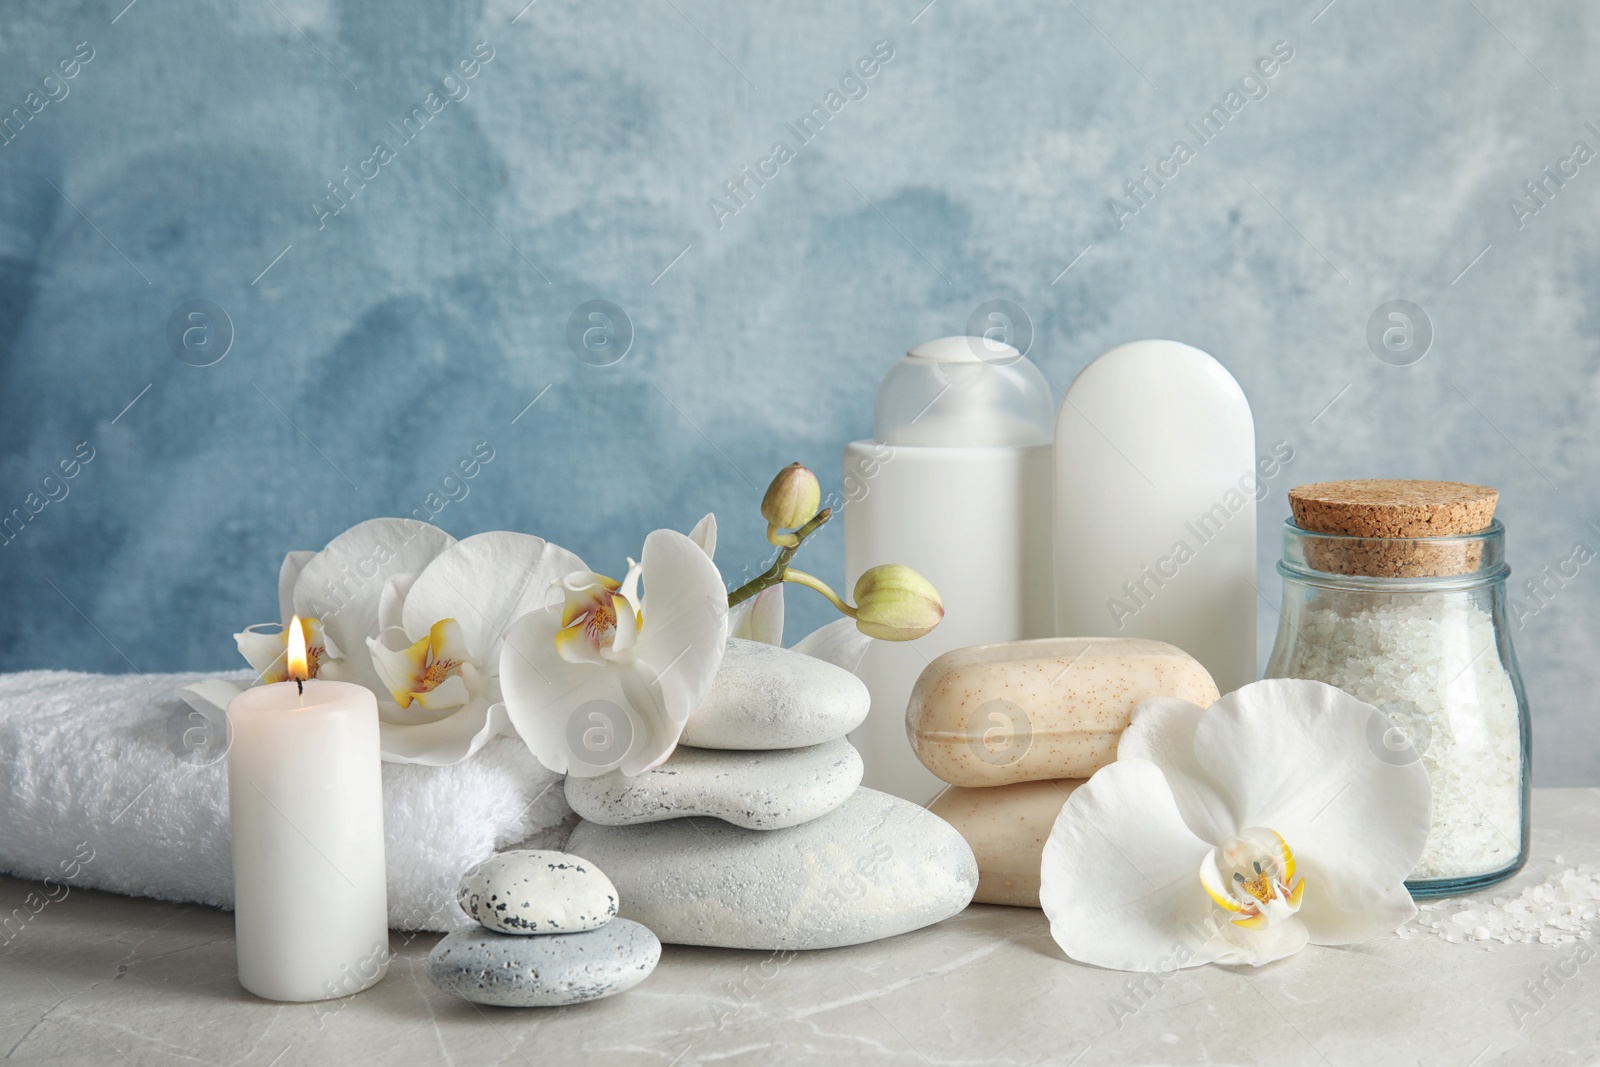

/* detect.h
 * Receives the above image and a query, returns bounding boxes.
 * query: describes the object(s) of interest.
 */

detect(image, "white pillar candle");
[226,619,389,1002]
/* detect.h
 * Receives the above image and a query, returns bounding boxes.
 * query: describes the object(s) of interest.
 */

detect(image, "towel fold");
[0,670,571,931]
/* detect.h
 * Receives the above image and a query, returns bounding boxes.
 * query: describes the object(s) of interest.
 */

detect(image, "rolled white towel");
[0,669,571,931]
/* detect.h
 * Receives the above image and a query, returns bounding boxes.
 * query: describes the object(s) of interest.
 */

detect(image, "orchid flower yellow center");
[554,564,644,665]
[1199,827,1306,931]
[375,618,474,710]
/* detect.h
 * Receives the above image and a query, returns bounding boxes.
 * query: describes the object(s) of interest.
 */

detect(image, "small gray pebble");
[426,919,660,1007]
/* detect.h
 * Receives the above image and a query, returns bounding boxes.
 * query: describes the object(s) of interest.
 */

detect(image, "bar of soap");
[906,637,1218,787]
[926,780,1082,908]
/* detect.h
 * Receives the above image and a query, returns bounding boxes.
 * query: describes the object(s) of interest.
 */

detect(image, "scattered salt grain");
[1401,866,1600,945]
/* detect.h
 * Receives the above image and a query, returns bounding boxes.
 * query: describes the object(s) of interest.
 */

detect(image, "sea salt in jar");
[1265,480,1530,897]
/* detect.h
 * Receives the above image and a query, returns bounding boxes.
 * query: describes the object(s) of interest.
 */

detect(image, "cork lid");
[1288,480,1498,538]
[1285,480,1499,578]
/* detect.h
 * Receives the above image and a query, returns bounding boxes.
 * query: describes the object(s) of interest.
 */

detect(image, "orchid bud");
[761,463,821,531]
[852,564,944,641]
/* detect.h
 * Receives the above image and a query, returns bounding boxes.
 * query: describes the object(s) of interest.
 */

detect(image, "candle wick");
[296,678,304,697]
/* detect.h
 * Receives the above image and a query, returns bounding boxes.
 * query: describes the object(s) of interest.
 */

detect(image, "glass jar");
[1265,519,1530,897]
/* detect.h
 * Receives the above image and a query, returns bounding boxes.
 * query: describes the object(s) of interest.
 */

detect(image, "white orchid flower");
[500,527,729,778]
[1040,679,1431,971]
[288,518,457,696]
[189,519,457,736]
[365,531,585,765]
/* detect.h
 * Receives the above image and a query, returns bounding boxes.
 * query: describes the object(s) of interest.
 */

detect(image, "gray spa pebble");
[425,920,660,1007]
[566,787,978,950]
[564,738,863,830]
[680,637,870,750]
[456,850,617,935]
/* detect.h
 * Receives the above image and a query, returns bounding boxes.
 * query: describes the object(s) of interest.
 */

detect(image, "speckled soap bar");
[906,637,1218,787]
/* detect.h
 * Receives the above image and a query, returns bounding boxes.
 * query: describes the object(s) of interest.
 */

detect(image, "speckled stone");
[566,787,978,950]
[425,920,660,1007]
[564,739,863,829]
[681,638,870,750]
[456,851,617,935]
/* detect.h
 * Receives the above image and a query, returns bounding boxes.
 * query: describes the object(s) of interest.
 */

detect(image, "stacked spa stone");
[565,637,979,950]
[908,637,1219,908]
[426,850,660,1006]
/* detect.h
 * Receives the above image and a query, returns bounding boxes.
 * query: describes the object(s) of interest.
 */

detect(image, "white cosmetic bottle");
[1053,340,1257,694]
[844,336,1055,802]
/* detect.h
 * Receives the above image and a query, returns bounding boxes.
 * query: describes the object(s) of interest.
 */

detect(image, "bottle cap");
[873,336,1053,447]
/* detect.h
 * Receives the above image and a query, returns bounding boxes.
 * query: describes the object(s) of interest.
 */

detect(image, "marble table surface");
[2,788,1597,1067]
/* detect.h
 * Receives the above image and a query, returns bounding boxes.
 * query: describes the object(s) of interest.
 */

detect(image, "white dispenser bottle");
[1053,340,1256,693]
[844,336,1055,802]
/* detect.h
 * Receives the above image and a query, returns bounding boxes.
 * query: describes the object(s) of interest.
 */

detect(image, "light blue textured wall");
[2,1,1597,783]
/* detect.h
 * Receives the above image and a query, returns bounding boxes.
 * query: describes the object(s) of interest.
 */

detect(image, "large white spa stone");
[456,850,617,935]
[564,739,863,830]
[566,787,978,950]
[680,638,870,750]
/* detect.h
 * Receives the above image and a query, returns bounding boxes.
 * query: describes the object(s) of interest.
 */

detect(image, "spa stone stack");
[565,637,978,950]
[426,850,660,1007]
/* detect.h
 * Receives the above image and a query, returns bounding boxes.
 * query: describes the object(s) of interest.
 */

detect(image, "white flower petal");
[379,699,505,766]
[688,512,717,560]
[1214,915,1310,967]
[790,616,873,674]
[1117,696,1236,845]
[628,529,729,725]
[1040,760,1227,972]
[1189,679,1431,910]
[278,550,316,626]
[730,585,785,646]
[376,573,417,637]
[235,624,288,681]
[1294,862,1416,946]
[176,678,244,721]
[400,531,585,668]
[292,518,455,696]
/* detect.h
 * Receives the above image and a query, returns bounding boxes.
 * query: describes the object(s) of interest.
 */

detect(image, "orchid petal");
[236,624,290,683]
[611,593,641,654]
[1117,696,1237,845]
[1214,915,1309,965]
[176,678,244,721]
[367,631,430,707]
[730,585,785,646]
[790,616,873,673]
[1294,861,1416,946]
[399,531,586,667]
[688,513,717,560]
[627,529,729,726]
[379,698,506,766]
[376,573,417,637]
[1189,679,1431,910]
[292,518,455,696]
[1040,760,1227,972]
[278,550,316,626]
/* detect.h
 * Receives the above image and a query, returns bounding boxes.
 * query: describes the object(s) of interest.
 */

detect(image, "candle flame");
[286,615,310,683]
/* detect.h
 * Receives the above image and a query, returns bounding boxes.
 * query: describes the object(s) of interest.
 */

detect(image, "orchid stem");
[781,568,856,617]
[726,507,833,608]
